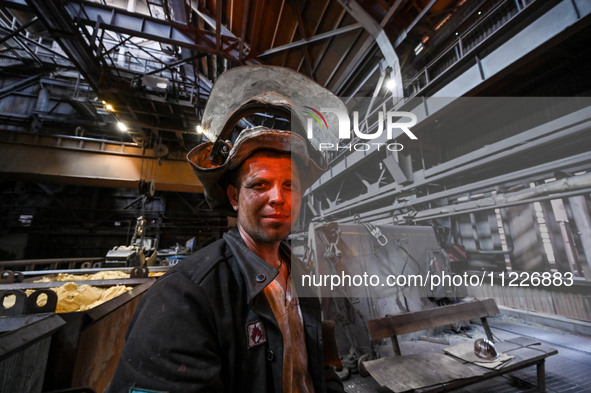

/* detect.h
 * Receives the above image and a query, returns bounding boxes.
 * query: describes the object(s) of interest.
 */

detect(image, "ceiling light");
[385,78,397,90]
[117,121,128,132]
[435,14,451,30]
[414,42,424,55]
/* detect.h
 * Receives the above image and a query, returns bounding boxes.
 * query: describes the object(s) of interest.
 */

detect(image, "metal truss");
[303,97,591,226]
[0,0,264,152]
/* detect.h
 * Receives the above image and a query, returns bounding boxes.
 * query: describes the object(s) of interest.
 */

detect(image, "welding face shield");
[187,66,347,216]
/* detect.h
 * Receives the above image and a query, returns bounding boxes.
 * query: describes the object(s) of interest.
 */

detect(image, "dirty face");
[227,152,302,246]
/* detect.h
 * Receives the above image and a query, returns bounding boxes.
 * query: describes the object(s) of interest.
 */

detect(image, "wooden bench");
[363,298,557,392]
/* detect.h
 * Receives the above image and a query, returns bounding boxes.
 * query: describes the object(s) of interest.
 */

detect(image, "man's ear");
[227,184,239,211]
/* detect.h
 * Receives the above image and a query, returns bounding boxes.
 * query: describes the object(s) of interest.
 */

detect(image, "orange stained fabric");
[264,269,315,393]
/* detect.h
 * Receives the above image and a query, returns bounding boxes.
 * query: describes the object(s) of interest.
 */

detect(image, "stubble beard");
[238,213,292,245]
[250,222,291,244]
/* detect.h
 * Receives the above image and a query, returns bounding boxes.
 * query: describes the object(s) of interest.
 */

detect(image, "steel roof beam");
[65,1,259,66]
[325,33,373,92]
[0,74,39,99]
[191,2,235,38]
[238,0,249,63]
[215,0,221,52]
[312,9,349,75]
[259,23,362,57]
[0,16,36,45]
[287,0,313,76]
[25,0,103,91]
[393,0,437,48]
[0,21,44,65]
[0,131,202,193]
[168,0,200,94]
[270,0,286,49]
[0,26,71,62]
[333,0,403,97]
[294,0,331,74]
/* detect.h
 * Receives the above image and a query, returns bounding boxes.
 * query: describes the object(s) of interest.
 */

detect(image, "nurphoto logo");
[304,107,418,152]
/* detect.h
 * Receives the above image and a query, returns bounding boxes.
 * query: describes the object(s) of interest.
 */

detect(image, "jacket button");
[266,349,275,362]
[256,274,266,283]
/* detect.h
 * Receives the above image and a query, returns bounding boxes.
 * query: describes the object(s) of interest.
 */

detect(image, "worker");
[106,121,345,392]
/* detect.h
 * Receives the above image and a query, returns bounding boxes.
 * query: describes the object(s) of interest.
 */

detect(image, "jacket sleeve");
[106,270,223,393]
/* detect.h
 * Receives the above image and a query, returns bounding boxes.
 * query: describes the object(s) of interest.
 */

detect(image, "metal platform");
[344,314,591,393]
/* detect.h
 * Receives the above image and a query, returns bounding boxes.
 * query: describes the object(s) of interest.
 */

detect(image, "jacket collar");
[223,227,292,304]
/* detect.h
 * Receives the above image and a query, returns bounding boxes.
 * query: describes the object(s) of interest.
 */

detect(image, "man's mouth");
[263,214,290,219]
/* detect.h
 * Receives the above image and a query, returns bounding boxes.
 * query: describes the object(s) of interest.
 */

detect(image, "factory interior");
[1,0,590,392]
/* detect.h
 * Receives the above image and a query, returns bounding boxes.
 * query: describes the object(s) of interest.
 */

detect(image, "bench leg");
[391,335,402,356]
[480,317,494,342]
[537,360,546,392]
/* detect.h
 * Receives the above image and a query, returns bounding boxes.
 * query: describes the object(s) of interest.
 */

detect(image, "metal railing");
[403,0,537,98]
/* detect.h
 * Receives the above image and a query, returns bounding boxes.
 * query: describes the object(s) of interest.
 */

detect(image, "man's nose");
[268,183,285,204]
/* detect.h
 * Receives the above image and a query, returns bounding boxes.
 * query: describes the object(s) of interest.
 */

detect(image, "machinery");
[297,222,454,374]
[156,237,195,266]
[105,216,157,267]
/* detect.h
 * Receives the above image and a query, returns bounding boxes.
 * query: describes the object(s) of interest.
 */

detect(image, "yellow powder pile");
[3,283,131,312]
[24,282,133,313]
[34,270,130,283]
[3,271,137,313]
[50,282,132,312]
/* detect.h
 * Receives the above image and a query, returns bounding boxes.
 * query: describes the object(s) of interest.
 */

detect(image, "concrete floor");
[342,314,591,393]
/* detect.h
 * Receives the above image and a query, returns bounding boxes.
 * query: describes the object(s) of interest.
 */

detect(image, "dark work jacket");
[106,227,328,393]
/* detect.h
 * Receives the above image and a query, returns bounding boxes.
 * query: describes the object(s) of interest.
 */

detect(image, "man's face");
[227,152,302,245]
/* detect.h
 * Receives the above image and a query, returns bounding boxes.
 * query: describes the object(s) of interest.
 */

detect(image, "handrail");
[326,0,540,165]
[403,0,537,98]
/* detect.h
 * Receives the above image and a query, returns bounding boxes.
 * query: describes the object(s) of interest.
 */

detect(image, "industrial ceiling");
[0,0,476,155]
